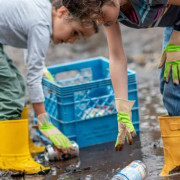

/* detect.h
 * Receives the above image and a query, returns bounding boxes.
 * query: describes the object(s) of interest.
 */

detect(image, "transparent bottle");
[111,160,147,180]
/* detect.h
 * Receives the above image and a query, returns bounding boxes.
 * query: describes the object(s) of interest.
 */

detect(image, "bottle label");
[117,162,146,180]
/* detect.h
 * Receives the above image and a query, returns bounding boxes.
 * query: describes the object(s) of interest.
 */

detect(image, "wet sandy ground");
[1,26,180,179]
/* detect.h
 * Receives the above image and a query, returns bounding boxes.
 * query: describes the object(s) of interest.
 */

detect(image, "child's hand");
[115,98,136,151]
[115,112,136,151]
[158,30,180,85]
[37,113,75,154]
[43,66,55,82]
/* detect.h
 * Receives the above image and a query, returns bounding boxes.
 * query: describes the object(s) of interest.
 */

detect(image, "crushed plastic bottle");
[111,160,147,180]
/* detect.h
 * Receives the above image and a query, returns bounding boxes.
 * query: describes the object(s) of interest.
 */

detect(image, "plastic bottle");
[44,141,79,161]
[111,160,147,180]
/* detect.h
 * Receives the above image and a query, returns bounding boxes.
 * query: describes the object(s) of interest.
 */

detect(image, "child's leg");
[159,27,180,116]
[158,27,180,177]
[0,44,26,120]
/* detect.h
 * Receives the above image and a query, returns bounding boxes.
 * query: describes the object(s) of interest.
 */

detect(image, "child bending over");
[62,0,180,176]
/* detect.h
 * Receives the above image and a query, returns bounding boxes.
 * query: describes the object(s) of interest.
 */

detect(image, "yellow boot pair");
[158,115,180,176]
[0,107,50,174]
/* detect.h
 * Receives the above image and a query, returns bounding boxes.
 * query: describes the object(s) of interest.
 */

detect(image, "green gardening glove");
[43,66,55,82]
[158,30,180,85]
[115,99,136,151]
[38,113,74,154]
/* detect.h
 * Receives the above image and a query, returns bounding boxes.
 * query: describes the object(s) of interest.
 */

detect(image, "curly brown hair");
[51,0,99,32]
[51,0,63,10]
[62,0,115,22]
[51,0,82,23]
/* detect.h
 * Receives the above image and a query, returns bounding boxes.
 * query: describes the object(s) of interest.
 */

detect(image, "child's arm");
[104,22,128,99]
[104,23,136,151]
[27,25,73,153]
[32,102,46,116]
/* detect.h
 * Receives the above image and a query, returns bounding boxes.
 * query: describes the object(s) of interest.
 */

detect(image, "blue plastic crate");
[37,56,140,147]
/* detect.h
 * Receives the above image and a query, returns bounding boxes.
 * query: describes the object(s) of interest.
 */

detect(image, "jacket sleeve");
[26,24,51,103]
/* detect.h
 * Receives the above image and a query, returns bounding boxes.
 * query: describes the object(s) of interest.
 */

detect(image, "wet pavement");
[43,138,141,180]
[2,26,180,180]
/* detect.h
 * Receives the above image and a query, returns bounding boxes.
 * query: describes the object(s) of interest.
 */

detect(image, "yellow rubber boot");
[158,115,180,176]
[0,119,50,174]
[29,138,45,155]
[21,106,45,154]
